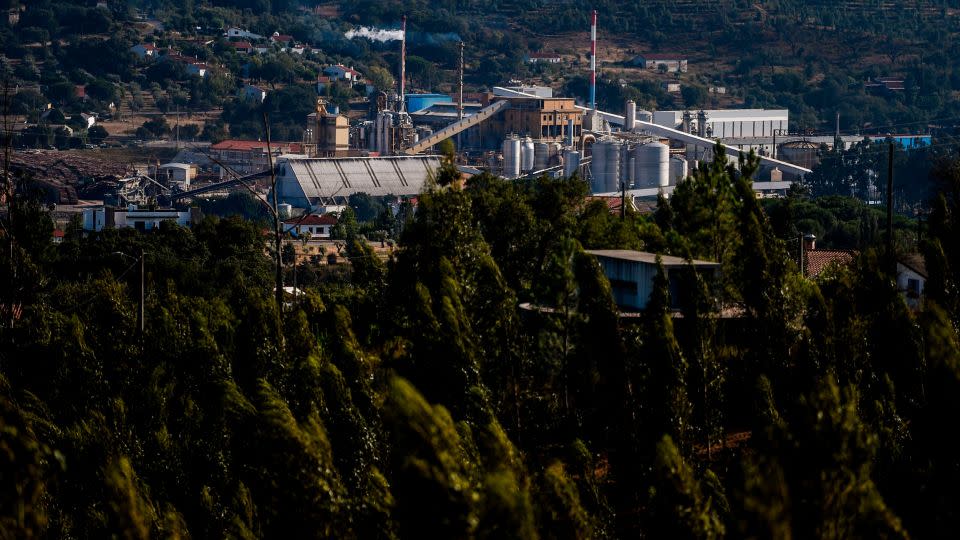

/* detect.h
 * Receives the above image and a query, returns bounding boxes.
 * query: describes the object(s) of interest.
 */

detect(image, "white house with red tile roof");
[323,64,362,82]
[130,43,158,60]
[525,52,562,64]
[633,53,688,73]
[231,41,254,54]
[283,214,337,238]
[270,32,295,44]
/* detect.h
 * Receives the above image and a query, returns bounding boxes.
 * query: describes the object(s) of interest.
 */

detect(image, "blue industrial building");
[405,93,453,114]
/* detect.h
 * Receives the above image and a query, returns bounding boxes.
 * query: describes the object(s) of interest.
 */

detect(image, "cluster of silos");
[372,111,394,154]
[533,141,562,171]
[589,138,671,194]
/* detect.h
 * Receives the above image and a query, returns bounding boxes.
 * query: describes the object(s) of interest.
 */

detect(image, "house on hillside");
[634,53,688,73]
[130,43,158,60]
[240,84,267,103]
[800,235,855,278]
[525,52,562,64]
[897,254,927,310]
[270,32,294,46]
[586,250,720,310]
[324,64,362,82]
[163,54,211,77]
[283,214,337,238]
[231,41,254,54]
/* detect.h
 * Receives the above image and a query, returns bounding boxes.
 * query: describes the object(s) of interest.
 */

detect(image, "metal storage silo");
[625,100,636,131]
[669,156,688,185]
[779,140,820,171]
[637,109,653,123]
[502,136,521,179]
[534,141,550,171]
[635,141,670,188]
[521,137,535,172]
[620,143,634,188]
[592,139,622,193]
[563,149,581,179]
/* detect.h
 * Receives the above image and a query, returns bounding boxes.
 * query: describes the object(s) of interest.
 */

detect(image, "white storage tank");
[521,137,535,172]
[563,150,581,179]
[637,109,653,123]
[625,100,636,131]
[534,141,550,171]
[669,156,688,185]
[502,136,521,179]
[635,141,670,188]
[591,139,622,193]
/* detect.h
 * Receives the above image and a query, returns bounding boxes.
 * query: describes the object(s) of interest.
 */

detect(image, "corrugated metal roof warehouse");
[276,156,441,206]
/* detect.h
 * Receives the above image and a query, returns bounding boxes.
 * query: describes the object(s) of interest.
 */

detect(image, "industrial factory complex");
[54,9,908,233]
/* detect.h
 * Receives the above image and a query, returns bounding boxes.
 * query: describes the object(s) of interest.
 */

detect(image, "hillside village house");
[634,53,688,73]
[526,52,562,64]
[130,43,158,60]
[240,84,267,102]
[283,214,337,238]
[225,27,264,40]
[231,41,255,54]
[324,65,362,82]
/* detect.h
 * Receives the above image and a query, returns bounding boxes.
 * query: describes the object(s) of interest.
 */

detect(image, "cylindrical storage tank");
[591,139,621,193]
[669,156,688,185]
[620,144,633,188]
[625,100,636,131]
[502,136,521,179]
[563,150,581,179]
[278,203,293,219]
[534,141,550,171]
[779,140,820,171]
[521,137,535,172]
[637,109,653,123]
[606,140,622,192]
[635,141,670,188]
[590,142,605,193]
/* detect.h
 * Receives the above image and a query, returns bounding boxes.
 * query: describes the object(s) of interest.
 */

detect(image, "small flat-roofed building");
[157,162,196,188]
[634,54,688,73]
[586,249,720,310]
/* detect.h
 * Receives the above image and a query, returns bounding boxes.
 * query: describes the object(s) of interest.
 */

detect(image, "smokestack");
[400,16,407,111]
[590,9,597,110]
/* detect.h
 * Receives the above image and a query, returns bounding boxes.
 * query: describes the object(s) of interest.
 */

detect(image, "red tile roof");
[805,249,855,277]
[52,229,65,238]
[640,53,687,60]
[284,214,337,226]
[271,34,294,43]
[232,41,253,49]
[529,52,561,59]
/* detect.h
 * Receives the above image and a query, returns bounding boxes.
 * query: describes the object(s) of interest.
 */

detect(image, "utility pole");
[138,248,145,335]
[886,141,895,269]
[457,40,464,157]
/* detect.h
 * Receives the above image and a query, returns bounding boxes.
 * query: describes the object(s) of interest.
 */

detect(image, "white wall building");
[82,206,194,232]
[653,109,789,139]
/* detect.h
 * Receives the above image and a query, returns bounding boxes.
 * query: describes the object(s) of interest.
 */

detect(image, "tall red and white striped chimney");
[590,9,597,110]
[400,15,407,111]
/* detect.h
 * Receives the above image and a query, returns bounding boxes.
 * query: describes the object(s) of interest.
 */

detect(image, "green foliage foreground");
[3,150,960,538]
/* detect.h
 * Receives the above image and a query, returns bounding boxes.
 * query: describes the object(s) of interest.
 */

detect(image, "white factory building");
[275,155,441,208]
[653,109,789,139]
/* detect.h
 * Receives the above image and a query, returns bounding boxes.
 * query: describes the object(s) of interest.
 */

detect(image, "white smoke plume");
[345,26,404,42]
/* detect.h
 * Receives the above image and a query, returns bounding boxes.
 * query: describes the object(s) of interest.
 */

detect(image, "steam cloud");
[345,26,404,42]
